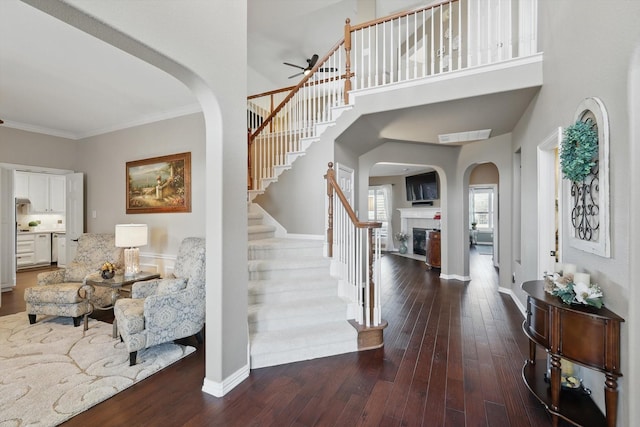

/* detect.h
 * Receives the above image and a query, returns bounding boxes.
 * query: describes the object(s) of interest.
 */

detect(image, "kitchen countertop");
[17,228,66,234]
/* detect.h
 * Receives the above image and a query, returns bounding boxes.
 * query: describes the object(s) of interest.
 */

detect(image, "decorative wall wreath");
[560,119,598,182]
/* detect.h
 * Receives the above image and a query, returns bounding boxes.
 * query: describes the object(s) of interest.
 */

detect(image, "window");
[470,186,494,229]
[368,186,391,249]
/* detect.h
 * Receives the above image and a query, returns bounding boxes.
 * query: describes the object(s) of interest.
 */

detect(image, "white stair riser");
[248,231,275,241]
[248,246,322,260]
[249,266,329,280]
[249,287,337,304]
[249,308,347,333]
[250,340,356,369]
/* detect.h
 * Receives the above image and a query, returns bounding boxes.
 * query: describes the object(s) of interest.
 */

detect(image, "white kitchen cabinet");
[48,175,66,212]
[16,232,52,269]
[16,234,35,270]
[23,172,66,213]
[34,233,52,265]
[14,171,29,198]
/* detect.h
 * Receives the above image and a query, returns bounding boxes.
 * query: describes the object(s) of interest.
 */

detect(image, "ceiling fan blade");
[288,72,303,79]
[283,62,305,70]
[307,54,319,68]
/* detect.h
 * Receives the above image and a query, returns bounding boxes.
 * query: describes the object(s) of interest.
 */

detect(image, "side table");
[81,271,160,336]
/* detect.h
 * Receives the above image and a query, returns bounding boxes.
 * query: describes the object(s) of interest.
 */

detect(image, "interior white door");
[537,128,563,278]
[336,163,355,207]
[65,173,84,263]
[0,168,16,295]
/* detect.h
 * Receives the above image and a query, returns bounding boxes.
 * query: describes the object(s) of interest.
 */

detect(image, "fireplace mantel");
[398,207,440,219]
[397,208,441,256]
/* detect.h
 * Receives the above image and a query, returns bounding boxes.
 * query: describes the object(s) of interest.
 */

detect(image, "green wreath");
[560,119,598,182]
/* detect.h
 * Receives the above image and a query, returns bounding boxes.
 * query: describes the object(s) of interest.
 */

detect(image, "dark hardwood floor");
[1,250,554,426]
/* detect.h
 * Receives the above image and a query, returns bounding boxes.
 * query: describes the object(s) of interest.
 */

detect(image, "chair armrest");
[37,269,66,286]
[131,279,163,299]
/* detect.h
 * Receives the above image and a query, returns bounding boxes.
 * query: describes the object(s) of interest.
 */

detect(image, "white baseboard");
[440,273,471,282]
[201,363,250,397]
[499,286,526,316]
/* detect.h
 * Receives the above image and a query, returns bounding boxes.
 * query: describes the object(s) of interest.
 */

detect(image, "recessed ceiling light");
[438,129,492,144]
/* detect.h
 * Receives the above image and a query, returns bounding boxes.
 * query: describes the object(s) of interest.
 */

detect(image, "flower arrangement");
[394,232,409,242]
[560,119,598,182]
[100,262,117,273]
[545,272,604,309]
[100,261,117,279]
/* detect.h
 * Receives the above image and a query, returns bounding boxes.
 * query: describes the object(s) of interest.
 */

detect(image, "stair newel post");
[247,128,253,190]
[367,227,375,326]
[344,18,352,105]
[325,162,335,258]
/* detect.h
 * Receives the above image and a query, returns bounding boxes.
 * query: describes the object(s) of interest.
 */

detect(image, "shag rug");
[0,312,195,427]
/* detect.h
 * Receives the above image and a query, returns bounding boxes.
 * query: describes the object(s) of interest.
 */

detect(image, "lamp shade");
[115,224,148,248]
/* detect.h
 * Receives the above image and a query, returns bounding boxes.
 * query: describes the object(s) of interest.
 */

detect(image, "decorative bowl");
[101,270,115,279]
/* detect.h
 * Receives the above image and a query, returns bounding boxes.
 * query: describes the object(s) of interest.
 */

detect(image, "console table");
[521,280,624,427]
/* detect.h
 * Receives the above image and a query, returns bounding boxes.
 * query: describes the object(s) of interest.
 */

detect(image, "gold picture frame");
[126,152,191,214]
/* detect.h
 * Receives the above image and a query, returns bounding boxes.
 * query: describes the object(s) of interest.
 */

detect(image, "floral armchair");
[24,233,124,327]
[114,237,205,366]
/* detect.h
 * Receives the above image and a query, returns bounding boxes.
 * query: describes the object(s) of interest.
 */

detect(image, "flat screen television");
[405,171,439,202]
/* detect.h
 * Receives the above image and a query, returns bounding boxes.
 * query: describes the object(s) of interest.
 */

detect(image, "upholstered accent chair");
[114,237,205,366]
[24,233,124,326]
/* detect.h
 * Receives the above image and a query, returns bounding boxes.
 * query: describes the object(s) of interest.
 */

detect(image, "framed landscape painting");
[126,152,191,214]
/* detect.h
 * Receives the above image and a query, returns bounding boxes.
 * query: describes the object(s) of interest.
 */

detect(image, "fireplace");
[413,228,427,255]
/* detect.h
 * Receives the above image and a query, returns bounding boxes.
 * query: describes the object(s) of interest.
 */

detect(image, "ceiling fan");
[283,54,337,79]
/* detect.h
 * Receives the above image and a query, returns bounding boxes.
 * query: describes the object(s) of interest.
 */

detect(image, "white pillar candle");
[555,262,564,273]
[573,273,590,286]
[563,264,577,275]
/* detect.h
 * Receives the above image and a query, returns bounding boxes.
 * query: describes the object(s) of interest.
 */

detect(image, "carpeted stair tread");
[248,237,323,250]
[249,277,337,295]
[248,238,324,260]
[248,296,348,326]
[249,321,357,368]
[248,257,329,271]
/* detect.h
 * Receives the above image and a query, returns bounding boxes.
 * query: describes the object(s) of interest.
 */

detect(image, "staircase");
[248,209,357,369]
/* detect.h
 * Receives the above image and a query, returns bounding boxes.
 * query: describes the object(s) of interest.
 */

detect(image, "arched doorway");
[467,162,499,273]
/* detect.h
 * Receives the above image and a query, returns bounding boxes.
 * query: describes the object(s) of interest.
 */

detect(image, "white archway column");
[27,0,250,395]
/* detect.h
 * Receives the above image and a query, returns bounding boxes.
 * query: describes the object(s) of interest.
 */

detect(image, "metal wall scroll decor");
[565,98,610,257]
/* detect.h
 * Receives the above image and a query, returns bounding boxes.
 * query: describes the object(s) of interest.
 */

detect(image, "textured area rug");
[0,312,195,427]
[475,244,494,255]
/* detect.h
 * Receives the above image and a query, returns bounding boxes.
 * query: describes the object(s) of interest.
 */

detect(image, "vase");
[101,270,115,279]
[399,241,408,254]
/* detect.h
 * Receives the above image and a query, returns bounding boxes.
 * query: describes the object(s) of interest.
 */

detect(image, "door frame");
[537,127,563,278]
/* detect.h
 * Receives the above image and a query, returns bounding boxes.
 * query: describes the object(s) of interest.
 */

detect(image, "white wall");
[254,133,333,235]
[0,127,79,170]
[78,113,205,255]
[511,1,640,423]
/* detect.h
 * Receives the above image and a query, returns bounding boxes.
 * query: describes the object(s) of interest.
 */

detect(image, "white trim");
[537,127,562,277]
[349,53,544,99]
[201,363,250,397]
[248,203,287,238]
[499,286,526,316]
[439,273,470,282]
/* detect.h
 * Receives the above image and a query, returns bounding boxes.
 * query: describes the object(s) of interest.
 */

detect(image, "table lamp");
[115,224,148,277]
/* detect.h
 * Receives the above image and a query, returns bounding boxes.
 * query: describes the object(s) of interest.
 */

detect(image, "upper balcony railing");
[247,0,538,190]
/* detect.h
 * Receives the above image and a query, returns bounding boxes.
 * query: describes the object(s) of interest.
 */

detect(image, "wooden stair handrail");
[249,40,345,143]
[325,162,381,258]
[248,0,459,143]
